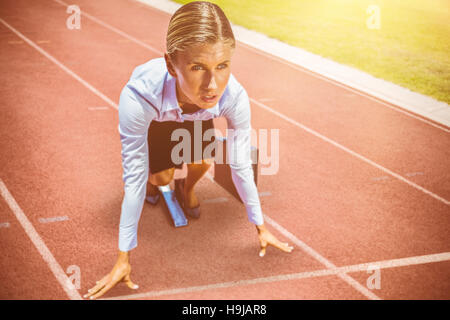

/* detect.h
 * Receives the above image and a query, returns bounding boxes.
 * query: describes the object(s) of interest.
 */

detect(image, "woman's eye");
[191,64,227,71]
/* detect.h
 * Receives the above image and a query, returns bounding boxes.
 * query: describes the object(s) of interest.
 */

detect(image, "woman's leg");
[147,167,175,196]
[184,158,213,208]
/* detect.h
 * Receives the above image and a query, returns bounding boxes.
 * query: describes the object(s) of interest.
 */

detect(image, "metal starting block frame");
[158,185,188,227]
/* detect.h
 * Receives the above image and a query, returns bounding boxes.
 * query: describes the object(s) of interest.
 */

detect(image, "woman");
[84,1,293,300]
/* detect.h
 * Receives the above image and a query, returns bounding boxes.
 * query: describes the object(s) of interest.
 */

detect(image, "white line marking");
[0,222,11,228]
[43,2,450,206]
[88,106,109,111]
[36,40,50,44]
[102,252,450,300]
[39,216,69,224]
[258,191,271,197]
[371,176,390,181]
[0,18,118,111]
[1,16,441,300]
[203,197,228,204]
[405,172,424,177]
[250,98,450,206]
[0,179,82,300]
[258,98,275,102]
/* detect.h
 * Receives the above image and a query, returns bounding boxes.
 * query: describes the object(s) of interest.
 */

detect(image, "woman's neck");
[180,102,201,114]
[175,82,200,114]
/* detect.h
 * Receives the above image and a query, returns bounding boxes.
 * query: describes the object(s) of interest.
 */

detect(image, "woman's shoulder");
[217,74,249,118]
[227,73,245,95]
[129,57,167,83]
[124,57,168,108]
[220,74,247,105]
[220,73,244,102]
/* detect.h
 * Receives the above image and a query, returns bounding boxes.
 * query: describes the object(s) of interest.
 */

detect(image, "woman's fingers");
[94,274,109,286]
[259,239,267,257]
[274,240,294,253]
[89,281,116,300]
[259,232,294,257]
[123,274,139,290]
[84,279,107,299]
[84,266,137,299]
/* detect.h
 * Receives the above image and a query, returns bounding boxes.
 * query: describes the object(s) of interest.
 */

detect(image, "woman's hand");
[256,224,294,257]
[83,251,139,300]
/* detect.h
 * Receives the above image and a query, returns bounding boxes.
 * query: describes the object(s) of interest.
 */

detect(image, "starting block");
[158,185,188,227]
[213,137,259,202]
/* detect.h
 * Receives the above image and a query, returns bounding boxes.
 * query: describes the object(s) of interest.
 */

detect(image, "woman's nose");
[205,74,218,90]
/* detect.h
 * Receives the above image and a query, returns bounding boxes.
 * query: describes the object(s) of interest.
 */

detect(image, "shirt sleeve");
[223,88,264,226]
[117,85,155,252]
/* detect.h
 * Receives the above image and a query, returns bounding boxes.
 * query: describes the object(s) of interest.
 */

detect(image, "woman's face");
[164,41,234,110]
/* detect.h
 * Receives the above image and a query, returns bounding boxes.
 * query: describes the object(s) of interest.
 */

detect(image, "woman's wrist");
[117,250,130,263]
[256,223,266,233]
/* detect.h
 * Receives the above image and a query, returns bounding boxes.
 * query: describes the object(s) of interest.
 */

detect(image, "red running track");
[0,0,449,300]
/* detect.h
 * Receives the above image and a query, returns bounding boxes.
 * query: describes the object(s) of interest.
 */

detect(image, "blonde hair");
[166,1,235,61]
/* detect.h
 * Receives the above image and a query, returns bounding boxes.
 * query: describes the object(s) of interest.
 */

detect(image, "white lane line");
[371,176,390,182]
[43,3,449,206]
[102,252,450,300]
[39,216,69,224]
[88,106,109,111]
[203,197,228,204]
[0,18,118,111]
[0,222,11,228]
[204,172,379,299]
[0,179,82,300]
[250,98,450,206]
[405,172,424,177]
[258,98,275,102]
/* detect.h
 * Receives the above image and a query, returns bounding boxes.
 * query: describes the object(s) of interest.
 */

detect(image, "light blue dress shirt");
[117,57,264,252]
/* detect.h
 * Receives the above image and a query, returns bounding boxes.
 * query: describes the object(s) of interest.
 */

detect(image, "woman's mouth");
[201,95,218,103]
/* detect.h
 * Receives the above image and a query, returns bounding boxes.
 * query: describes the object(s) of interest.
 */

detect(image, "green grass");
[173,0,450,104]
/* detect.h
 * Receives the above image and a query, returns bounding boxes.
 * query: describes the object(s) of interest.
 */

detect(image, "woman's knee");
[187,159,213,170]
[149,167,175,186]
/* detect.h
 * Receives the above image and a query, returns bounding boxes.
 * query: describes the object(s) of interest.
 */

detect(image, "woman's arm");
[117,86,154,252]
[85,85,155,299]
[223,88,293,257]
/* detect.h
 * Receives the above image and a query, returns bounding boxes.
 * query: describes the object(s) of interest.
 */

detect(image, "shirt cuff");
[246,204,264,226]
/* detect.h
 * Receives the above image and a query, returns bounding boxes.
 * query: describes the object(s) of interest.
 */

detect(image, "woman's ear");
[164,53,177,78]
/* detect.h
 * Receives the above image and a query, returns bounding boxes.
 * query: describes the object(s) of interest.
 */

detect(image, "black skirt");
[147,119,216,174]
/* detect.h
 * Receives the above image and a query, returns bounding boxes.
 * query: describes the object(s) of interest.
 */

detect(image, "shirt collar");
[161,72,220,116]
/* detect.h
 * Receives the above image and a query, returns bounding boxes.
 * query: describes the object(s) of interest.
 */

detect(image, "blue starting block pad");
[158,185,188,227]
